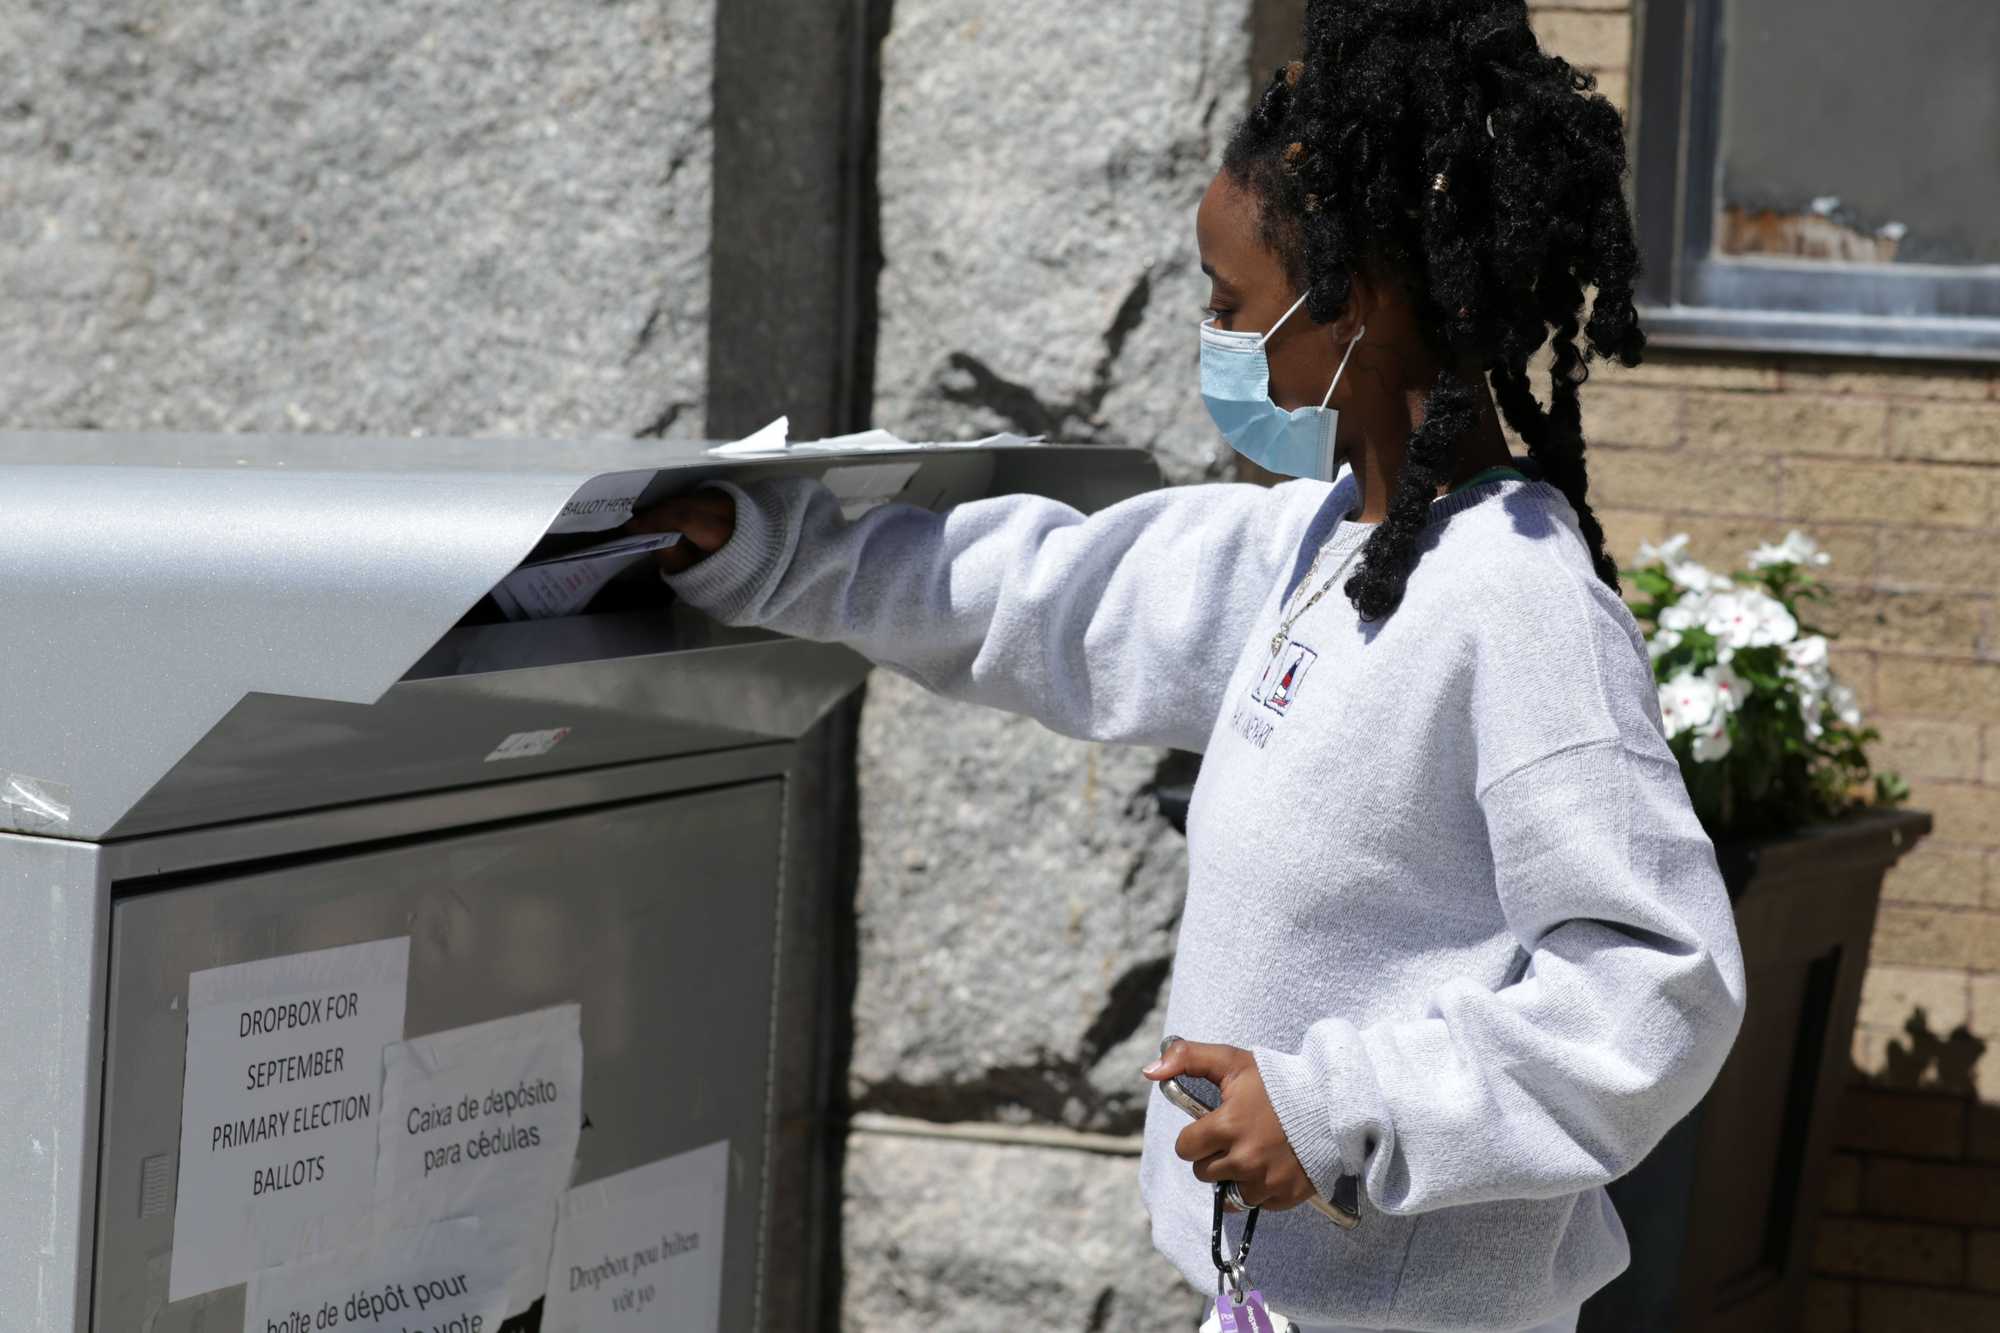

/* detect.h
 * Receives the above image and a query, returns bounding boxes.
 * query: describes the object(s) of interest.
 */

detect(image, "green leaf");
[1632,569,1674,599]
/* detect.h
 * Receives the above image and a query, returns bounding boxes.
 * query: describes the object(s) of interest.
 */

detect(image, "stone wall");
[1528,1,2000,1327]
[0,0,713,440]
[871,0,1250,489]
[848,2,1254,1326]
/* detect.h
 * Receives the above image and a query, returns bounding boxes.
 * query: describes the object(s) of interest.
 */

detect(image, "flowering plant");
[1624,530,1907,838]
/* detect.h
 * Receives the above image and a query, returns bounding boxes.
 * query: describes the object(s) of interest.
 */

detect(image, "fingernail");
[1141,1060,1163,1076]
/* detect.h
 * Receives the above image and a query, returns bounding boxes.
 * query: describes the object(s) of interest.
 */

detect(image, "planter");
[1579,807,1932,1333]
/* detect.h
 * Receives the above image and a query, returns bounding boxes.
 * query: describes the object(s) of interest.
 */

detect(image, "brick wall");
[1531,2,2000,1325]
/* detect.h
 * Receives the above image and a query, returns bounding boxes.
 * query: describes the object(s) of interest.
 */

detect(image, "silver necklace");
[1270,537,1365,659]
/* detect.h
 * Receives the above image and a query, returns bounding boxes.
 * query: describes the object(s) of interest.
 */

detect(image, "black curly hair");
[1224,0,1644,621]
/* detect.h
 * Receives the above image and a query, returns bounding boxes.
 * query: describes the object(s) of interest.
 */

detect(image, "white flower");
[1659,595,1706,632]
[1637,534,1691,568]
[1648,589,1710,662]
[1782,635,1833,698]
[1669,560,1733,594]
[1659,672,1718,739]
[1705,662,1749,713]
[1690,712,1733,762]
[1785,635,1829,670]
[1702,588,1798,651]
[1792,656,1860,744]
[1744,589,1800,646]
[1749,529,1833,570]
[1697,593,1744,641]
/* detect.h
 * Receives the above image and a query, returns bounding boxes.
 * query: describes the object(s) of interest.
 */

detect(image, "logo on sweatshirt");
[1254,642,1318,717]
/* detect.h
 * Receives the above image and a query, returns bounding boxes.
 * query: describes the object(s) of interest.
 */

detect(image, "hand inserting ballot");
[1145,1039,1320,1213]
[627,489,737,576]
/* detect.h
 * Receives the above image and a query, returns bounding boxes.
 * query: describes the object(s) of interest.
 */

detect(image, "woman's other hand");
[629,489,736,575]
[1146,1039,1319,1212]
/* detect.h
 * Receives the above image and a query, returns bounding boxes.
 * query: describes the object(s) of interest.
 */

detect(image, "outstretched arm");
[644,473,1326,752]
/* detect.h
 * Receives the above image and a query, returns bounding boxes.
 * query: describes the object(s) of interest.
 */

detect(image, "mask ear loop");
[1255,289,1317,349]
[1319,325,1367,409]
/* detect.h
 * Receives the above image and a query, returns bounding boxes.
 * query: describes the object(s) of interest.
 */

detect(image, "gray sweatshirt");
[664,463,1746,1332]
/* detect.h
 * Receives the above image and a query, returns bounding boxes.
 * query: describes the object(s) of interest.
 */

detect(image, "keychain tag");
[1213,1290,1280,1333]
[1238,1290,1282,1333]
[1214,1268,1282,1333]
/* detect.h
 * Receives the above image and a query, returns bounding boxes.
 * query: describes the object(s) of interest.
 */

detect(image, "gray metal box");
[0,431,1157,1331]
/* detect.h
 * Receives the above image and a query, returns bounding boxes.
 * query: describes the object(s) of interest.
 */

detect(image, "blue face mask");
[1201,290,1365,481]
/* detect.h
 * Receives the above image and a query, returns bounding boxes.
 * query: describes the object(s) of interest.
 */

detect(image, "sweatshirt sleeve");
[661,473,1315,752]
[1253,740,1746,1214]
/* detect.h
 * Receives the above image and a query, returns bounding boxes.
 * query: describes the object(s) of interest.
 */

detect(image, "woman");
[636,3,1745,1329]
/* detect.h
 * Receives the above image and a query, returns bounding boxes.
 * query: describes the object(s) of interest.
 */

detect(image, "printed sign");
[540,1141,730,1332]
[243,1217,511,1333]
[170,938,411,1302]
[375,1005,585,1317]
[548,471,658,535]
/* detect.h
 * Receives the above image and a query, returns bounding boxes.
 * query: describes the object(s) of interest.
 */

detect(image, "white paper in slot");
[490,532,684,621]
[703,416,790,457]
[823,462,922,520]
[927,430,1045,449]
[789,429,1046,454]
[788,428,912,453]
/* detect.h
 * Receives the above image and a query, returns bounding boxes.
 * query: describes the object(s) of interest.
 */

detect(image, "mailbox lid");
[0,432,1159,841]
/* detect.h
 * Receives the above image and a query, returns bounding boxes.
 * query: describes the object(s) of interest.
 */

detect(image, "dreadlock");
[1223,0,1643,621]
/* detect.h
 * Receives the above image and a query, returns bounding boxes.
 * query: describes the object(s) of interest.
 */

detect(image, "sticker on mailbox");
[486,728,571,763]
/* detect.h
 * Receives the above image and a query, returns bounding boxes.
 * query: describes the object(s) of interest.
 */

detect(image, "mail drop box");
[0,430,1159,1332]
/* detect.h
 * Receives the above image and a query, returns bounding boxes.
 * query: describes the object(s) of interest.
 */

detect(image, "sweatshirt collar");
[1324,455,1552,543]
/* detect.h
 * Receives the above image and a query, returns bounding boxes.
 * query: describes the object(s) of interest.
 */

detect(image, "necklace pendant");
[1269,630,1288,657]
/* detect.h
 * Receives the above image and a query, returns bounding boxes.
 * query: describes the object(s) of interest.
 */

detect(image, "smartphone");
[1158,1045,1224,1119]
[1154,1035,1362,1230]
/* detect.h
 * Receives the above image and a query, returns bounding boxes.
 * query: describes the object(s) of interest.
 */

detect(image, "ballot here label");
[170,937,411,1303]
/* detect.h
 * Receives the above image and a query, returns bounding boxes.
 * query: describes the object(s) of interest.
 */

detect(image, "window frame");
[1631,0,2000,362]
